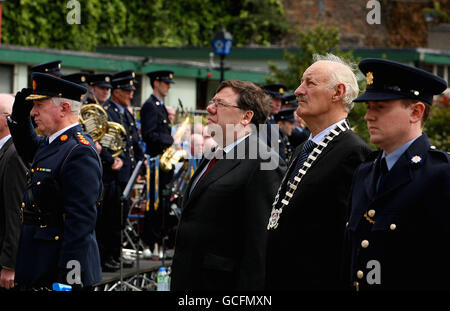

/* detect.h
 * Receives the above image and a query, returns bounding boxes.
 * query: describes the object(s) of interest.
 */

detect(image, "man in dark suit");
[344,59,449,290]
[140,70,175,256]
[7,73,103,290]
[0,94,27,290]
[171,80,286,291]
[265,54,372,290]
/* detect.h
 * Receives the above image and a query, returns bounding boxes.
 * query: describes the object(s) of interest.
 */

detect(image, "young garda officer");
[344,59,449,290]
[7,73,103,290]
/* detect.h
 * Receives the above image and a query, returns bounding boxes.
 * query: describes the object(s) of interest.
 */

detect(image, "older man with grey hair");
[265,53,372,290]
[7,73,102,290]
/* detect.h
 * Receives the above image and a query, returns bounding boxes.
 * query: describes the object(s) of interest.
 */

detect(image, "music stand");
[109,160,143,291]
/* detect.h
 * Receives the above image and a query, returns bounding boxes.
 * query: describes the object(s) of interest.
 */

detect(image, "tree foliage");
[425,94,450,151]
[266,24,355,91]
[266,24,373,147]
[2,0,289,50]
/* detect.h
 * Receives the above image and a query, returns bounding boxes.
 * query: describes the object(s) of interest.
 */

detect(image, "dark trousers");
[96,180,121,262]
[143,166,174,250]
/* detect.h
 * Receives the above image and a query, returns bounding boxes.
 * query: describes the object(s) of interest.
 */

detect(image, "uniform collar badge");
[60,134,68,142]
[410,155,422,164]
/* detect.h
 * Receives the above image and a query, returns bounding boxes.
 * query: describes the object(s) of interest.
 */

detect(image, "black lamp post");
[212,26,233,82]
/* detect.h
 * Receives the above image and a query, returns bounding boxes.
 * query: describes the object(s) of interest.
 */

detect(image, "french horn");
[79,104,108,141]
[99,121,127,157]
[79,104,126,157]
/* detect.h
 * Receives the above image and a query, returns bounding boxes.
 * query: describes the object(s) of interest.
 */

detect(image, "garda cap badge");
[32,80,37,91]
[410,155,422,165]
[366,72,374,85]
[279,88,284,94]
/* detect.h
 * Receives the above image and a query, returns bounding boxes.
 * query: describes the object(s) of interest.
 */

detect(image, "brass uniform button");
[390,224,397,231]
[368,209,375,218]
[430,145,436,150]
[361,240,369,248]
[22,202,25,208]
[346,222,349,227]
[357,270,364,279]
[31,169,34,173]
[54,236,59,241]
[37,181,41,185]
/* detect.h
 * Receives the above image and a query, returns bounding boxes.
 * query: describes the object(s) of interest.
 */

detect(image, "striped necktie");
[289,139,317,183]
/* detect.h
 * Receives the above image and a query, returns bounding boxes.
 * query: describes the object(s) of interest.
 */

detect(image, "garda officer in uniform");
[62,72,91,103]
[282,93,309,149]
[274,108,296,162]
[261,84,287,149]
[86,73,112,105]
[140,70,175,255]
[101,72,144,268]
[344,59,450,290]
[7,73,102,290]
[30,60,63,77]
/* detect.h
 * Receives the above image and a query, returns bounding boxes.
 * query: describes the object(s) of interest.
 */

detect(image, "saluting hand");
[11,88,33,122]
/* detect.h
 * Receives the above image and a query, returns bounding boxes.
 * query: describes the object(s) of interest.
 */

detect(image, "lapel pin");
[410,155,422,165]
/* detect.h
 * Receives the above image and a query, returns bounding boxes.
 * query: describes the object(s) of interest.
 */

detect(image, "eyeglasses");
[208,100,242,110]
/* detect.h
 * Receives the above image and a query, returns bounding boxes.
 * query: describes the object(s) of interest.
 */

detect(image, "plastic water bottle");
[52,282,72,291]
[156,267,169,291]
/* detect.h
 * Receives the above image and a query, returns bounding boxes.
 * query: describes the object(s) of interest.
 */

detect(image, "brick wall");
[281,0,450,48]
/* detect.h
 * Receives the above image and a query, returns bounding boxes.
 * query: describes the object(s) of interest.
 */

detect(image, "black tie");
[289,140,317,183]
[376,157,388,192]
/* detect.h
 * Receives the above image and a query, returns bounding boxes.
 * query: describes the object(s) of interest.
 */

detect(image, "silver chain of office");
[267,120,350,230]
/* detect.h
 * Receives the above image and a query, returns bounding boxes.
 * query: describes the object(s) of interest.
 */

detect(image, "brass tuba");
[79,104,126,157]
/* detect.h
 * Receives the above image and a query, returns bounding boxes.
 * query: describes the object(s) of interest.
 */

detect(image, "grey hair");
[52,97,82,115]
[312,53,359,112]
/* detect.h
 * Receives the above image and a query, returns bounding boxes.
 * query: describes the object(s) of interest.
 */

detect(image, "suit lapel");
[184,157,241,210]
[182,156,208,206]
[183,135,253,210]
[0,137,12,160]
